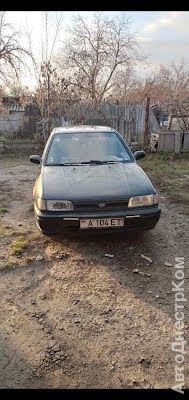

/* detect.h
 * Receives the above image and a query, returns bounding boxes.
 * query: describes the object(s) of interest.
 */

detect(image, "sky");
[4,11,189,89]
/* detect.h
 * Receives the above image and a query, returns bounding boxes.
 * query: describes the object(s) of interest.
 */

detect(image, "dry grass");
[9,235,29,255]
[139,152,189,214]
[0,260,15,271]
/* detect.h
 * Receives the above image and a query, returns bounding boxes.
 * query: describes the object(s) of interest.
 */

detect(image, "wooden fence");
[60,103,160,145]
[65,103,146,144]
[158,131,189,153]
[80,117,139,144]
[0,102,161,146]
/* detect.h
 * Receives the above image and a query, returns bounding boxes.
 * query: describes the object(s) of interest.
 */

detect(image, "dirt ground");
[0,156,188,389]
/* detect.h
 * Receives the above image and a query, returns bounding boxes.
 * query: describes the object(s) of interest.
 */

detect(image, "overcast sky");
[4,11,189,88]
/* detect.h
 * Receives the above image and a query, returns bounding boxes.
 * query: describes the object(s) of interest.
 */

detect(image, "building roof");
[2,97,25,112]
[7,104,25,112]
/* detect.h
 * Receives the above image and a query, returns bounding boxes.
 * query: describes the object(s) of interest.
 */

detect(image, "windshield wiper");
[80,160,119,164]
[46,162,82,166]
[60,162,80,165]
[46,159,129,166]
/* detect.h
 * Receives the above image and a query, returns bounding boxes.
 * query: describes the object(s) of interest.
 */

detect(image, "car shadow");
[0,310,130,388]
[0,329,34,388]
[48,217,188,322]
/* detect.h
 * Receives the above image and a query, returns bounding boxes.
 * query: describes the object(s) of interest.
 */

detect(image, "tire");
[41,230,53,236]
[35,220,53,236]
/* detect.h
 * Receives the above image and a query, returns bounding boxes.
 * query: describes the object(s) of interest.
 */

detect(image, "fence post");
[174,131,181,154]
[143,97,150,147]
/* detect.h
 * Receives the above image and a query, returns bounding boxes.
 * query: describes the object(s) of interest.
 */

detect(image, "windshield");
[45,131,132,165]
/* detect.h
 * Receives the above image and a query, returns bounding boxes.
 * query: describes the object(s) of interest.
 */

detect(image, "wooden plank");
[174,131,182,154]
[183,132,189,150]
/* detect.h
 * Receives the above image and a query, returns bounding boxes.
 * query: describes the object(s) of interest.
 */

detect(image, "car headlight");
[128,193,158,208]
[46,200,74,211]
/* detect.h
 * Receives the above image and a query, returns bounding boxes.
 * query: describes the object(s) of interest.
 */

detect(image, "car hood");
[41,162,156,201]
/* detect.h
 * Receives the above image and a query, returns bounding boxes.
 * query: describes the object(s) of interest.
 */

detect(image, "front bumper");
[34,205,161,234]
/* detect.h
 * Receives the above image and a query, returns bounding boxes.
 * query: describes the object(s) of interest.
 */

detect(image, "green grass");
[139,152,189,214]
[28,232,40,241]
[0,222,42,272]
[0,226,16,236]
[0,260,15,271]
[8,231,41,256]
[20,255,33,265]
[0,207,8,213]
[0,254,33,272]
[0,225,30,237]
[10,235,28,255]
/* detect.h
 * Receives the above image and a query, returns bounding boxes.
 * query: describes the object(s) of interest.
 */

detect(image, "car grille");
[73,200,129,212]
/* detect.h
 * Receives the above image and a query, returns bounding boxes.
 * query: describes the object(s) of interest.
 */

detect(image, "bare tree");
[156,61,189,131]
[22,12,64,141]
[33,12,64,140]
[109,68,157,104]
[107,68,138,103]
[35,63,76,118]
[57,13,143,107]
[0,11,32,84]
[0,84,7,113]
[0,11,34,117]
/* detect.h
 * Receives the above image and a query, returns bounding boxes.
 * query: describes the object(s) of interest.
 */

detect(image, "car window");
[45,131,132,165]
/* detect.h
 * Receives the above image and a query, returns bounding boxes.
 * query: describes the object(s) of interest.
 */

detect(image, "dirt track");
[0,157,188,388]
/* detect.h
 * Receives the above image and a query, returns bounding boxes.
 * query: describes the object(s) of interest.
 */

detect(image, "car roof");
[53,125,116,134]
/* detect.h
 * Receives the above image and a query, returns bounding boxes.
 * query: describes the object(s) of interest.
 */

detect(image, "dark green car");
[30,125,161,235]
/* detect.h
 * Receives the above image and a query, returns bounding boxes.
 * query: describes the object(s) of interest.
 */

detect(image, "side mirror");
[29,155,42,165]
[133,150,145,160]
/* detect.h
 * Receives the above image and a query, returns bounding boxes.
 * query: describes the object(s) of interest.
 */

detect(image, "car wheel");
[35,220,53,236]
[41,230,53,236]
[144,226,156,231]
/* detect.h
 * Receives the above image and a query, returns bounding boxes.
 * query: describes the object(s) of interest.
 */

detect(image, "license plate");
[80,218,124,229]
